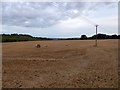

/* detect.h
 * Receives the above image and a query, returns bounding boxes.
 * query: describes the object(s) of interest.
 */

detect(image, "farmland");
[2,40,118,88]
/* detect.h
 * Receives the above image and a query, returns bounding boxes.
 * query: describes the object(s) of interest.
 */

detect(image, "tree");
[81,35,87,40]
[111,34,117,39]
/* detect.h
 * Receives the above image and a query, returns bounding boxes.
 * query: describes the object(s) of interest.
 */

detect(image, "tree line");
[57,34,120,40]
[0,34,51,42]
[0,33,119,42]
[80,34,120,40]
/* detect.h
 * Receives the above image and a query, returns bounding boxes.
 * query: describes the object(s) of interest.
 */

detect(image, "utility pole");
[95,25,98,47]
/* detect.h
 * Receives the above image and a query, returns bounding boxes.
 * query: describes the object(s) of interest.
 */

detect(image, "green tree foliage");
[80,35,87,40]
[1,34,50,42]
[0,33,119,42]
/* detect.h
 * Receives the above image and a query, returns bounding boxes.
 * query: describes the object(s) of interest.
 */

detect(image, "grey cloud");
[2,2,87,28]
[1,2,116,28]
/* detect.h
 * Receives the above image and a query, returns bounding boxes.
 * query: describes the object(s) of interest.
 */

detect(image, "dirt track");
[2,40,118,88]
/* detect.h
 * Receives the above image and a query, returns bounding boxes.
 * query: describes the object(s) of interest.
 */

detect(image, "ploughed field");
[2,40,118,88]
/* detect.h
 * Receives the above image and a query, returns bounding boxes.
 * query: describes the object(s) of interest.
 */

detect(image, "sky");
[1,0,118,38]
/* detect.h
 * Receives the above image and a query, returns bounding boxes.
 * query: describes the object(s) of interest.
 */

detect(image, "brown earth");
[2,40,118,88]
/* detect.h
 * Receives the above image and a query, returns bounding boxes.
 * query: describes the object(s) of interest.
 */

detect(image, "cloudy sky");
[1,1,118,38]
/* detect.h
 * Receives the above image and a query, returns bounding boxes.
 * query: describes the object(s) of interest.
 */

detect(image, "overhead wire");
[52,2,98,26]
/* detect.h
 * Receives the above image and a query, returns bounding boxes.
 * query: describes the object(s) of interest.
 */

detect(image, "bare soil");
[2,40,118,88]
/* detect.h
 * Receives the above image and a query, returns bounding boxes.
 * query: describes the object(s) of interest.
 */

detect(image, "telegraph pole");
[95,25,98,47]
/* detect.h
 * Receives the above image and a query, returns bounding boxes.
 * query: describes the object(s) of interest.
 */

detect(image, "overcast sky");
[1,1,118,38]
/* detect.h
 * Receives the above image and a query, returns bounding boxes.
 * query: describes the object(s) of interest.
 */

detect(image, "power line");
[80,15,97,26]
[53,3,100,46]
[53,2,97,26]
